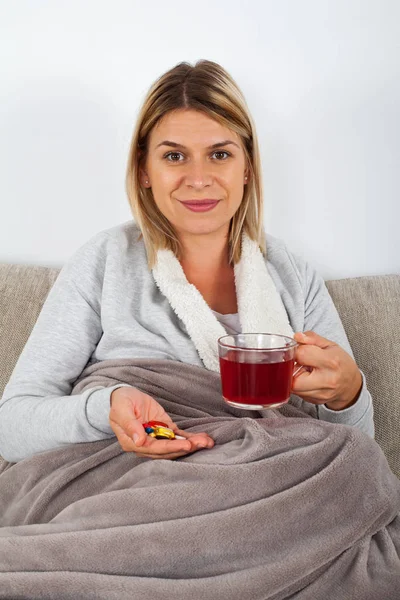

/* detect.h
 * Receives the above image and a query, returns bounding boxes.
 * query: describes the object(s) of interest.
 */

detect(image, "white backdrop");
[1,0,399,280]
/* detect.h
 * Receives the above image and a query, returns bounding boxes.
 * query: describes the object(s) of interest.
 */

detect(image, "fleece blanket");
[0,358,399,600]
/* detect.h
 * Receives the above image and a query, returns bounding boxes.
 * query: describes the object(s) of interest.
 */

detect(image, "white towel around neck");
[152,232,295,372]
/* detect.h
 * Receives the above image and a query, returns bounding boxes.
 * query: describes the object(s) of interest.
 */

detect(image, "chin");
[175,218,229,237]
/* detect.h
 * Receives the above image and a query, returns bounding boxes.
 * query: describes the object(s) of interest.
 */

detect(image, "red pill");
[144,420,169,428]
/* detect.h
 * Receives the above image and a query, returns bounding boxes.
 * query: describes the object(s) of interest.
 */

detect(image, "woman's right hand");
[109,386,214,459]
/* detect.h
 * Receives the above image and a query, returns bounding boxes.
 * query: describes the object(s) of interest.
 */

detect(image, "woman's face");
[140,109,249,240]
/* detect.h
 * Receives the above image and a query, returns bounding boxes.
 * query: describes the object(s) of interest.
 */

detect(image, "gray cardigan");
[0,221,374,462]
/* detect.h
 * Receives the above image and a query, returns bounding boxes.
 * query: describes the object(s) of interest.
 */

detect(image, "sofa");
[0,262,399,478]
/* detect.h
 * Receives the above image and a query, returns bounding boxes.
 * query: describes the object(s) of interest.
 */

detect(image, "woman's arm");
[287,248,374,438]
[0,231,131,463]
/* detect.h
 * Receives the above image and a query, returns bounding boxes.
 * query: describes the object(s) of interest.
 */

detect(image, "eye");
[163,150,232,162]
[163,152,184,162]
[213,151,231,160]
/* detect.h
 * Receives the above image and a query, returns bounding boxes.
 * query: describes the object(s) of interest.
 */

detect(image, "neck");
[178,228,231,274]
[177,227,237,314]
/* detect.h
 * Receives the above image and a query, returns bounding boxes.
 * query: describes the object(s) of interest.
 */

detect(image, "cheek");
[229,173,246,207]
[225,166,246,191]
[151,172,177,211]
[156,171,181,199]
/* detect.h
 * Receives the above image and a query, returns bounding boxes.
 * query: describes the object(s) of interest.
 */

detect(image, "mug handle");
[293,362,312,377]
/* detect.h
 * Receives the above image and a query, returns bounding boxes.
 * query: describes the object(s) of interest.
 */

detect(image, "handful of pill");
[142,420,186,440]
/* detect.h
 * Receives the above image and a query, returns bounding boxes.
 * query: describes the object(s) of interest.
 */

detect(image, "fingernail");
[133,434,139,443]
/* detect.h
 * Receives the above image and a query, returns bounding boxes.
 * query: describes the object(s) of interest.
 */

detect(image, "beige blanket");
[0,358,399,599]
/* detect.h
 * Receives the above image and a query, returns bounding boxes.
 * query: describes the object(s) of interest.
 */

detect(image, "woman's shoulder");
[265,232,289,255]
[60,220,144,281]
[264,232,315,291]
[265,232,300,268]
[73,220,144,260]
[87,220,142,247]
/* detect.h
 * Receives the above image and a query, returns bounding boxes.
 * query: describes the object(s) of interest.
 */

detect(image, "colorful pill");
[154,427,176,440]
[144,420,170,428]
[143,422,186,441]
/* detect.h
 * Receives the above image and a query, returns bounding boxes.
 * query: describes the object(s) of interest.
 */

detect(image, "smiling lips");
[179,199,220,213]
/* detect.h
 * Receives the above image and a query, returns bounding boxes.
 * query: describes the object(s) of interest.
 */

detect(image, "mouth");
[178,199,220,213]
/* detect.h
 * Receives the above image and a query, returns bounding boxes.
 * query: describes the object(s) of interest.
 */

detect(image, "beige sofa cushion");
[326,275,400,478]
[0,263,60,397]
[0,264,399,478]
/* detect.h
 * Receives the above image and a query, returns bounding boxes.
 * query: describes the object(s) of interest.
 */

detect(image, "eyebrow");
[155,139,240,151]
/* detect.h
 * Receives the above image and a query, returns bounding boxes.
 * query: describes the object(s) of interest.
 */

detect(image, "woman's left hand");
[291,331,363,411]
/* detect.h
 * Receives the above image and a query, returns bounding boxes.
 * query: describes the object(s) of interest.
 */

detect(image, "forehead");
[150,109,241,148]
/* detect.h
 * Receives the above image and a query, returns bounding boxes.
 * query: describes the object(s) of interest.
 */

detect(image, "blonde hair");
[125,59,266,268]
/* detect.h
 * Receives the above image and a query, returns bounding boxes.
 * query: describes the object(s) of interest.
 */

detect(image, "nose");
[184,159,213,189]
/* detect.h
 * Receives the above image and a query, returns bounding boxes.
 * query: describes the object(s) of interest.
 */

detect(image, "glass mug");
[218,333,308,410]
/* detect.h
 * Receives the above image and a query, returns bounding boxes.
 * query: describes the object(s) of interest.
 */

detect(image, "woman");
[0,60,373,463]
[1,61,397,600]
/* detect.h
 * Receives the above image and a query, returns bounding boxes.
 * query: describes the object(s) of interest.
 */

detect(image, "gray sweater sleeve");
[0,232,132,463]
[287,248,375,438]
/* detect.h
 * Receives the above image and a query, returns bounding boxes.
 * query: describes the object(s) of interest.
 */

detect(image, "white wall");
[1,0,399,280]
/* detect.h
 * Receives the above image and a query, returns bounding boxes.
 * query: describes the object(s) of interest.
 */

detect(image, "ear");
[139,168,150,188]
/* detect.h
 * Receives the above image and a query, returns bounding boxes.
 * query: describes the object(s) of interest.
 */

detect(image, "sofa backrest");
[0,263,60,401]
[326,274,400,478]
[1,262,399,478]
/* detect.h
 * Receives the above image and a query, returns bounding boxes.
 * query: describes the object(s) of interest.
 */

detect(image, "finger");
[127,419,147,447]
[295,344,337,370]
[136,437,212,459]
[294,331,336,349]
[135,436,193,455]
[291,389,334,404]
[174,429,215,448]
[291,368,334,395]
[139,440,213,459]
[138,450,195,460]
[293,364,312,378]
[109,397,148,446]
[110,420,147,451]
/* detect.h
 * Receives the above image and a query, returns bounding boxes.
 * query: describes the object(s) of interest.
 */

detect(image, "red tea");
[219,355,294,407]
